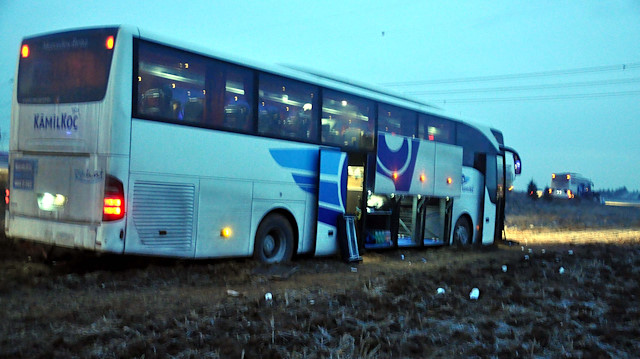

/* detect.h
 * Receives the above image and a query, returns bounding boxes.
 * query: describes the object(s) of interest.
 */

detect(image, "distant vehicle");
[549,173,593,199]
[6,26,521,262]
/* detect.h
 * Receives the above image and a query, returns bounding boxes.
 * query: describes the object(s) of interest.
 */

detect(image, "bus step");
[338,215,362,263]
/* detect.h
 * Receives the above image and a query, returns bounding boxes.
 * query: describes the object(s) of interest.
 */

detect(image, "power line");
[405,77,640,95]
[382,62,640,87]
[433,90,640,104]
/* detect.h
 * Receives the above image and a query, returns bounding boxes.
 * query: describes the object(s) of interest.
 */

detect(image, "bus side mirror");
[513,154,522,175]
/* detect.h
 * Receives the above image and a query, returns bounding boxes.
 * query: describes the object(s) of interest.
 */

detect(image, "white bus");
[6,26,521,262]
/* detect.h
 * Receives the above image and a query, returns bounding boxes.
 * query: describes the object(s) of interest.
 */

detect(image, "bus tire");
[254,214,294,264]
[453,216,473,247]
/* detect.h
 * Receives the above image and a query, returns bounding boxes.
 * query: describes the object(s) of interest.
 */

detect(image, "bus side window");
[378,103,417,138]
[258,73,318,141]
[321,90,374,150]
[419,114,456,144]
[136,41,206,123]
[456,123,494,170]
[207,62,254,133]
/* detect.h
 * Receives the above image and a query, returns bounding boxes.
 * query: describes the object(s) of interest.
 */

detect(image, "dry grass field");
[1,193,639,358]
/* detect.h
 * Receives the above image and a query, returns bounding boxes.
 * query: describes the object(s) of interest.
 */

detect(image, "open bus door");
[481,148,521,243]
[497,146,521,241]
[477,153,507,244]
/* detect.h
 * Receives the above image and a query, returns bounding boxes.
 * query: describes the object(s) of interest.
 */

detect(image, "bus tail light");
[4,189,9,205]
[103,175,125,221]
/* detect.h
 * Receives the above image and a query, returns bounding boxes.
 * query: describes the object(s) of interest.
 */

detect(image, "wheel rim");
[263,231,284,259]
[455,223,470,245]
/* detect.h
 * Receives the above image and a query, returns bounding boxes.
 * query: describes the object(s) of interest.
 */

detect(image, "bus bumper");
[5,214,102,251]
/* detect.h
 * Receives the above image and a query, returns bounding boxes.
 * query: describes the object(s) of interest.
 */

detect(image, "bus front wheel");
[254,214,294,264]
[453,217,473,246]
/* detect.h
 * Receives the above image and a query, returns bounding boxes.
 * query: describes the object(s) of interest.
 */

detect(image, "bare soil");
[1,194,640,358]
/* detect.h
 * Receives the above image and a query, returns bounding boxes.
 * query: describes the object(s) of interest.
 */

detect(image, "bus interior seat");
[343,127,363,147]
[142,87,173,118]
[224,103,249,130]
[184,98,204,122]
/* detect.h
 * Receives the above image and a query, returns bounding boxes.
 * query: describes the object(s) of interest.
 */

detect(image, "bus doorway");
[345,154,366,219]
[478,153,506,244]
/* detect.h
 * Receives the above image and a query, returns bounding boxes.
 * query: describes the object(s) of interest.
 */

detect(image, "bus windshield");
[17,27,117,104]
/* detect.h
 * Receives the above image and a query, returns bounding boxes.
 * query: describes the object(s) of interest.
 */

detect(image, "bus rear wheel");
[254,214,294,264]
[453,217,473,246]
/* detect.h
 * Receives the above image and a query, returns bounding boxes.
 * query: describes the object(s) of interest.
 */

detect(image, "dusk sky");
[1,1,639,191]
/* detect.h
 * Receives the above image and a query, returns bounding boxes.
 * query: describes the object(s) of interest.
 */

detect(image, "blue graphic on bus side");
[269,148,317,194]
[269,148,346,226]
[376,134,420,192]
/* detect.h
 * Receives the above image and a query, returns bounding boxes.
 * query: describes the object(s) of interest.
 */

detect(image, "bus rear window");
[17,28,117,104]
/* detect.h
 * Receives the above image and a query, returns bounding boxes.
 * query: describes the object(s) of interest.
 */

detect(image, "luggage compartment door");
[314,149,347,256]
